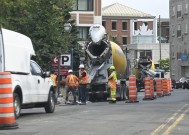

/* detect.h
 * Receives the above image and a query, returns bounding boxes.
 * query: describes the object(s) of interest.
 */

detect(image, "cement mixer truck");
[85,24,128,101]
[133,56,165,91]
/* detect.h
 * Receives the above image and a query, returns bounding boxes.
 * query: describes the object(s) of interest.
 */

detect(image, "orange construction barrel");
[0,72,18,129]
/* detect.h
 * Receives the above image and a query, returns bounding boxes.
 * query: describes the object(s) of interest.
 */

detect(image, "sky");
[102,0,169,18]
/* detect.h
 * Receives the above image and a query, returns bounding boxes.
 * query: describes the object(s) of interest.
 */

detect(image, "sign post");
[51,54,72,97]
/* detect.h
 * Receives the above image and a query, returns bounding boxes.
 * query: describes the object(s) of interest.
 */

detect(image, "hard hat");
[79,64,85,68]
[68,69,73,73]
[109,66,115,70]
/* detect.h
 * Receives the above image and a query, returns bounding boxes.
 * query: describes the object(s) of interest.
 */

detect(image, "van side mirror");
[42,71,50,78]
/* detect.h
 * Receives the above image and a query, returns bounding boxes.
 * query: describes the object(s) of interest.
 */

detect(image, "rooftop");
[102,3,155,18]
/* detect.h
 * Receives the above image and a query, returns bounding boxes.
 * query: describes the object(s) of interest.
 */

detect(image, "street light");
[57,22,72,97]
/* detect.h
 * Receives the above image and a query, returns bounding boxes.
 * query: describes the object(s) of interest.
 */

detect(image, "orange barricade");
[143,77,155,100]
[155,78,163,97]
[162,78,171,96]
[126,75,138,103]
[0,72,18,130]
[168,78,173,91]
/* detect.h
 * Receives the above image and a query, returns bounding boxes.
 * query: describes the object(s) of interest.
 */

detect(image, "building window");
[122,21,127,30]
[185,3,188,14]
[112,21,117,30]
[102,21,106,28]
[139,50,152,58]
[185,23,188,34]
[134,22,138,30]
[177,24,181,38]
[177,5,182,18]
[73,0,93,11]
[122,36,127,44]
[78,27,90,40]
[171,25,175,36]
[172,6,176,16]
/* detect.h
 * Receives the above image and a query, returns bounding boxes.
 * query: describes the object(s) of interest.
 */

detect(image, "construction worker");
[78,64,89,105]
[50,71,57,91]
[65,69,79,104]
[108,65,117,103]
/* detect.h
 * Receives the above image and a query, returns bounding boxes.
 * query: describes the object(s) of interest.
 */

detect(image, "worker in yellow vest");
[108,65,117,103]
[50,71,57,90]
[65,69,79,104]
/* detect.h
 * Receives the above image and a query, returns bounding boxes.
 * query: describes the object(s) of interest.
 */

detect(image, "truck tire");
[14,93,21,119]
[45,90,55,113]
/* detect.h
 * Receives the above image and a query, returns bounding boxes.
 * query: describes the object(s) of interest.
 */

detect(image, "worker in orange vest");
[78,64,89,105]
[65,69,79,104]
[108,65,117,103]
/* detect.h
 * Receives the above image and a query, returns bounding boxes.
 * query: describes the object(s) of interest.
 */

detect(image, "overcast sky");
[102,0,169,18]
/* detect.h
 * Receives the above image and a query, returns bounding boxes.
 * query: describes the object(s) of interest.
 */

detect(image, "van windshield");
[0,30,4,71]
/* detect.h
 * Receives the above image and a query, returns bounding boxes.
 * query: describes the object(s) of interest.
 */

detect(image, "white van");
[0,28,55,118]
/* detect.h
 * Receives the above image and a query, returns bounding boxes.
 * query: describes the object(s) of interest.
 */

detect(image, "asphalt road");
[1,89,189,135]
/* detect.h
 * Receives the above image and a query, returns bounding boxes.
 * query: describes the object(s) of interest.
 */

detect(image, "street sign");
[61,54,71,66]
[51,53,72,76]
[181,53,188,61]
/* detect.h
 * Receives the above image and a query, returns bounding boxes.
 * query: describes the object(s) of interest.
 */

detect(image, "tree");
[158,58,170,72]
[0,0,80,70]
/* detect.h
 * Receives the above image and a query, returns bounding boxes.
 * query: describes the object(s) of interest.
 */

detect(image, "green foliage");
[0,0,80,70]
[158,58,170,72]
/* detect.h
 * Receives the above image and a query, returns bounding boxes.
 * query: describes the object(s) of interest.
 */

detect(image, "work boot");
[109,100,116,104]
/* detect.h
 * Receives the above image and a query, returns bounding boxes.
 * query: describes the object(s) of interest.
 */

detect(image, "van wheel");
[14,93,21,119]
[45,91,55,113]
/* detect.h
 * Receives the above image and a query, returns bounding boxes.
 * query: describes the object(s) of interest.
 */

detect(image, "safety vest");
[108,71,117,89]
[79,70,89,84]
[50,74,57,87]
[66,74,79,87]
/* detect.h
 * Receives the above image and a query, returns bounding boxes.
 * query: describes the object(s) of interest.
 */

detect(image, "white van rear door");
[0,29,4,72]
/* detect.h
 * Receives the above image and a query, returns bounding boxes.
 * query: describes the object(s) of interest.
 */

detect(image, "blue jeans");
[79,84,87,103]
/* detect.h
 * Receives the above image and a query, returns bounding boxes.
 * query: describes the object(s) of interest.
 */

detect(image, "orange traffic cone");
[0,72,18,130]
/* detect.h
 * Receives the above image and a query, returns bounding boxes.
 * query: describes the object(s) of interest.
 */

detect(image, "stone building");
[170,0,189,80]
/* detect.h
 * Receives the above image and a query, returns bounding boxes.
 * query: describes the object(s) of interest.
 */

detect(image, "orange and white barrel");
[162,78,171,96]
[128,75,137,102]
[143,77,154,100]
[155,78,163,97]
[0,72,18,129]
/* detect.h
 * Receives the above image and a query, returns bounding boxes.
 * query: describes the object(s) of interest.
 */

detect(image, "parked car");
[171,79,176,88]
[175,77,189,89]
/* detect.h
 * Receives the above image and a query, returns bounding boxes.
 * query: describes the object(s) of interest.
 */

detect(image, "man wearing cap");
[78,64,89,105]
[65,69,79,104]
[108,65,117,103]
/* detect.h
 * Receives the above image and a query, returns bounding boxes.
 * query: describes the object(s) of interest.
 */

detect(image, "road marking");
[150,104,188,135]
[162,107,189,135]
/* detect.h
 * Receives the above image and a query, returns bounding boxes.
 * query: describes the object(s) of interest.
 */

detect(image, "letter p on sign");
[61,54,71,66]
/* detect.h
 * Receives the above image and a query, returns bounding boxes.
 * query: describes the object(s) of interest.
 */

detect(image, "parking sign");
[61,54,71,66]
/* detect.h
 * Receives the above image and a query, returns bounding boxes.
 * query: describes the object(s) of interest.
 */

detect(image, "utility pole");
[159,15,162,69]
[57,54,61,96]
